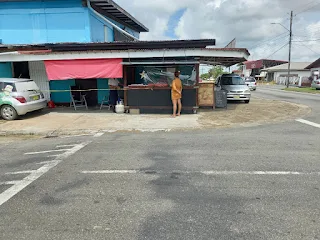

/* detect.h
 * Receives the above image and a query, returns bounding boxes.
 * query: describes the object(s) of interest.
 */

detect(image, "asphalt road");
[0,86,320,240]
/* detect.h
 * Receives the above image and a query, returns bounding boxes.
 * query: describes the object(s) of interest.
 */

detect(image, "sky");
[114,0,320,64]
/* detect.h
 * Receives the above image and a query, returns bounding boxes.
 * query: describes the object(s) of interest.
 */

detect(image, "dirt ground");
[199,98,311,128]
[0,98,311,136]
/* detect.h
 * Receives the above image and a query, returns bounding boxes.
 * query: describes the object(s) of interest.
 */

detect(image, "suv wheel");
[244,100,250,104]
[1,105,18,120]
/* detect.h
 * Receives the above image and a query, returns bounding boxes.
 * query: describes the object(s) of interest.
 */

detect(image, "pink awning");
[44,58,123,80]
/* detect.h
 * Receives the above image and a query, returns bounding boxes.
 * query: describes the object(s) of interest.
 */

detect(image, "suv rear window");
[15,80,39,92]
[221,76,245,85]
[245,78,256,82]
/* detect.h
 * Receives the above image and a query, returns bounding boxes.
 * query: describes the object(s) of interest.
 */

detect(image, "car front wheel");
[244,100,250,104]
[1,105,18,120]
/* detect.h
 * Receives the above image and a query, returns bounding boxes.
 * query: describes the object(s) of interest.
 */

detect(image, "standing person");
[108,78,119,112]
[171,71,182,117]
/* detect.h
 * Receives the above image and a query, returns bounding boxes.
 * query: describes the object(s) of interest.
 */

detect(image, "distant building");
[242,59,287,78]
[261,62,311,86]
[305,58,320,81]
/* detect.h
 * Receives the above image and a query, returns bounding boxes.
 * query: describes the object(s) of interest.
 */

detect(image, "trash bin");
[215,90,228,108]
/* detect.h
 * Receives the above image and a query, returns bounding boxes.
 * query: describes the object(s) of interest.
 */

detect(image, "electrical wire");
[249,33,289,49]
[295,1,320,15]
[294,43,320,54]
[264,43,289,59]
[252,36,289,53]
[292,38,320,42]
[291,0,319,12]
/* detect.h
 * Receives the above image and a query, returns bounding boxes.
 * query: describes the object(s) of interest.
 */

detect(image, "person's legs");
[177,98,182,116]
[172,99,177,117]
[109,90,118,112]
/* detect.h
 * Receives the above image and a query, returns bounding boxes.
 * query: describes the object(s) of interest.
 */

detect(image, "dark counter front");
[127,87,198,114]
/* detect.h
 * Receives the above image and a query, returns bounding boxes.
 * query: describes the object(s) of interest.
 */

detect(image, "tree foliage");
[200,66,229,80]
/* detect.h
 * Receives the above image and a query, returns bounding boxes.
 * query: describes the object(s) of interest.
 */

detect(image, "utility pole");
[287,11,293,88]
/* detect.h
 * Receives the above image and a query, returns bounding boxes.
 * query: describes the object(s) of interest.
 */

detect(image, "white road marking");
[202,171,309,175]
[24,149,71,155]
[0,142,90,207]
[296,119,320,129]
[5,170,36,175]
[81,170,320,175]
[0,181,21,185]
[82,170,138,174]
[60,134,93,138]
[36,160,58,165]
[94,132,104,138]
[47,155,61,158]
[56,144,77,148]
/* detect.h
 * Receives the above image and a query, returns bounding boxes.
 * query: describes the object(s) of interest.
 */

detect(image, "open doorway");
[75,79,98,107]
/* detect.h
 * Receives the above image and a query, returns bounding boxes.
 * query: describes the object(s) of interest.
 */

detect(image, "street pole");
[287,11,293,88]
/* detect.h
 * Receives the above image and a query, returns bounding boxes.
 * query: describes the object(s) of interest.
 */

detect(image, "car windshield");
[245,78,256,82]
[14,80,39,92]
[221,76,245,85]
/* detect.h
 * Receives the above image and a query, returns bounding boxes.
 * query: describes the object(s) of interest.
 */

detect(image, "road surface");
[0,86,319,240]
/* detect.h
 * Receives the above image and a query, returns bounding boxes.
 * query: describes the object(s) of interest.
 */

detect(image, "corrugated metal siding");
[28,61,50,100]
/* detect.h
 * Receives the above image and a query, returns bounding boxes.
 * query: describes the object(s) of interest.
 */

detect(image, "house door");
[75,79,98,107]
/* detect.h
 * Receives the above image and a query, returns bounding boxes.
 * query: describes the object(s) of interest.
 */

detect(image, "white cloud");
[114,0,320,62]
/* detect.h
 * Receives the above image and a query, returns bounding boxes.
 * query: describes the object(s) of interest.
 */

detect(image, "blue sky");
[165,8,187,39]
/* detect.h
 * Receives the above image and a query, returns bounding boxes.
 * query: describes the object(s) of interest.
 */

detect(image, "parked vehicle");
[216,74,251,103]
[245,77,257,91]
[311,78,320,90]
[0,78,47,120]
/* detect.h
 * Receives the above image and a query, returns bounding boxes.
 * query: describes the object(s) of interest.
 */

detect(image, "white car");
[245,77,257,91]
[0,78,47,120]
[311,79,320,90]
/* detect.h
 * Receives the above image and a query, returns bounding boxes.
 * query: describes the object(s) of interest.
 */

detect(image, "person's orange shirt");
[171,78,182,100]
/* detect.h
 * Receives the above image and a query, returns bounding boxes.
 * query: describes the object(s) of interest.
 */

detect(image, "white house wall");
[274,70,310,85]
[28,61,51,101]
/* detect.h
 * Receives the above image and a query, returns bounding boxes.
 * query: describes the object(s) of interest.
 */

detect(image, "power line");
[249,33,289,49]
[292,0,319,12]
[265,43,289,59]
[256,37,289,53]
[295,1,320,15]
[249,37,289,59]
[292,38,320,42]
[294,43,320,54]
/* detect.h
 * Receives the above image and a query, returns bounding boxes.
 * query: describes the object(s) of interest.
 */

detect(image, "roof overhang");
[88,0,149,32]
[264,69,311,72]
[0,48,249,67]
[305,58,320,69]
[0,39,217,52]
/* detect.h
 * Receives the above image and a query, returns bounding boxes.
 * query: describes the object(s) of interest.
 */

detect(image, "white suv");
[0,78,47,120]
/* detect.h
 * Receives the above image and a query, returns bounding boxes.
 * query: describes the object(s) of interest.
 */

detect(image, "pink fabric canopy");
[44,58,123,80]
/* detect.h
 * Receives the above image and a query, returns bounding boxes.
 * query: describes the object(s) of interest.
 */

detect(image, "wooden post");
[123,65,128,107]
[195,64,200,108]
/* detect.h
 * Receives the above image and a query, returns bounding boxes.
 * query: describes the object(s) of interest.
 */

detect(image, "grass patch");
[283,87,320,94]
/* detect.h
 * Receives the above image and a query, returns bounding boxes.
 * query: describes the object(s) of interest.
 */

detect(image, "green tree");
[209,66,229,79]
[200,73,210,80]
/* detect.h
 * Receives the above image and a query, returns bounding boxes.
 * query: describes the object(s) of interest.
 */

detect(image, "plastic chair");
[100,95,111,110]
[70,89,88,110]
